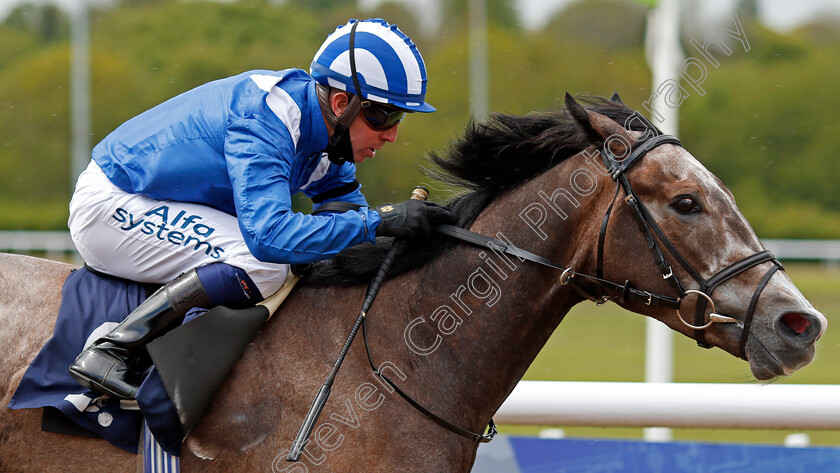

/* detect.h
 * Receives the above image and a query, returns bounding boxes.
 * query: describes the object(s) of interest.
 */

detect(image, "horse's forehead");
[644,144,761,269]
[648,145,724,195]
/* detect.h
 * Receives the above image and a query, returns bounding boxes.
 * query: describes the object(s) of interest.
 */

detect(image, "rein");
[435,224,681,310]
[361,315,498,442]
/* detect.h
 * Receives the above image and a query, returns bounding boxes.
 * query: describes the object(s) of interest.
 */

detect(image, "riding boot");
[69,269,212,400]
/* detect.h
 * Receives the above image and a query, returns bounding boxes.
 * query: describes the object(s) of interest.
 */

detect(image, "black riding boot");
[69,269,212,400]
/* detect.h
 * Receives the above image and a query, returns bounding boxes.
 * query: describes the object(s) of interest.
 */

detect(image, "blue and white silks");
[92,69,380,265]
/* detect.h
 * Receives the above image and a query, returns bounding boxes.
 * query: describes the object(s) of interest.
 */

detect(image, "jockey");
[68,18,456,400]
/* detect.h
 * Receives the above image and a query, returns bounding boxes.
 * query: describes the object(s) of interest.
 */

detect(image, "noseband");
[592,131,783,358]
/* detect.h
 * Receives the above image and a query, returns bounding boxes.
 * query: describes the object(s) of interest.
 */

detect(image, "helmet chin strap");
[319,20,365,166]
[318,84,361,165]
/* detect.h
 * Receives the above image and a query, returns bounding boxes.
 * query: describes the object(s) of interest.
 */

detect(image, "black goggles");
[360,101,406,131]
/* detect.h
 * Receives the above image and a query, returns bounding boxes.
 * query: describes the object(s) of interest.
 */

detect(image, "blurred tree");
[358,1,423,41]
[285,0,352,11]
[679,26,840,237]
[440,0,519,31]
[122,0,175,6]
[3,3,69,41]
[744,22,807,63]
[540,0,649,51]
[0,24,39,70]
[735,0,759,24]
[792,18,840,46]
[89,1,323,110]
[0,45,71,229]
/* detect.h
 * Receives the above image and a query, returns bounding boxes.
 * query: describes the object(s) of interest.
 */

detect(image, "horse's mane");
[301,95,656,286]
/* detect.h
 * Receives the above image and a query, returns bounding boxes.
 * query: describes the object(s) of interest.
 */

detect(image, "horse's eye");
[672,196,699,214]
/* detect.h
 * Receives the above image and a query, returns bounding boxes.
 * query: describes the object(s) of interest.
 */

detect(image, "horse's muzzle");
[775,309,825,348]
[746,307,825,379]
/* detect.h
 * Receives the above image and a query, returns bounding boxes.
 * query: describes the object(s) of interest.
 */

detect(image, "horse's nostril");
[781,312,811,335]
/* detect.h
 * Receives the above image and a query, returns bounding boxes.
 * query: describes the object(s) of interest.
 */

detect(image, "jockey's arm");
[225,118,380,264]
[303,160,368,212]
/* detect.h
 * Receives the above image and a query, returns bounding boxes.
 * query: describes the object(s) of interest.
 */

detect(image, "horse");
[0,94,826,472]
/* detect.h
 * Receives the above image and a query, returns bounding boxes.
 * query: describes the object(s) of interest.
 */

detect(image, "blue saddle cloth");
[8,267,195,456]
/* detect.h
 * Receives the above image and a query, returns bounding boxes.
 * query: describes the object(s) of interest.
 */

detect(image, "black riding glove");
[375,200,458,239]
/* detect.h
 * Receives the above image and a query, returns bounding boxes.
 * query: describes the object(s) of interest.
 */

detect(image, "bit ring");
[675,289,717,330]
[560,268,575,286]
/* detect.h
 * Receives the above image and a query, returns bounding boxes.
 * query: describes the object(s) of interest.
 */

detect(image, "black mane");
[301,95,656,286]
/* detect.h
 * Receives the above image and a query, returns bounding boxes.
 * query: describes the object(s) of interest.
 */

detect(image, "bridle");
[589,129,783,357]
[329,127,784,446]
[435,127,783,360]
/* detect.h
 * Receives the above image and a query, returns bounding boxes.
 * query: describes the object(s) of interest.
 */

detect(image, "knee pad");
[195,263,263,308]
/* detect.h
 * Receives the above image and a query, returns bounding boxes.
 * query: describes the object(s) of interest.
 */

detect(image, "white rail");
[0,231,76,252]
[495,381,840,430]
[763,239,840,262]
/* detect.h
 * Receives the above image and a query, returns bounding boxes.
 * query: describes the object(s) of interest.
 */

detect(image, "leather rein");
[317,132,782,445]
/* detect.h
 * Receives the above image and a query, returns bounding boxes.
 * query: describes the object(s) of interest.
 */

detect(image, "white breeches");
[68,160,289,296]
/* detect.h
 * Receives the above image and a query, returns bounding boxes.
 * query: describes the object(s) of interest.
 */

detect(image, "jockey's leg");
[69,263,263,399]
[69,268,210,399]
[195,262,264,308]
[67,160,287,399]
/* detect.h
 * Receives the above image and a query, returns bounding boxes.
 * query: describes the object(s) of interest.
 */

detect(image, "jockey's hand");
[374,200,458,239]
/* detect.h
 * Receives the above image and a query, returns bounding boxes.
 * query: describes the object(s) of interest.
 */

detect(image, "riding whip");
[287,186,429,462]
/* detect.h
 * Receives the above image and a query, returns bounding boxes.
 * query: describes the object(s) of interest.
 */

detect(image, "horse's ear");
[610,91,625,105]
[564,92,634,154]
[565,92,601,144]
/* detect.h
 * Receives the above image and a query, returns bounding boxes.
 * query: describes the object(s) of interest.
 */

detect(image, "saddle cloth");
[8,266,197,456]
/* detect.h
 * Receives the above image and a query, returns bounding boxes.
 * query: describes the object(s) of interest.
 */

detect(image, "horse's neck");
[373,155,608,432]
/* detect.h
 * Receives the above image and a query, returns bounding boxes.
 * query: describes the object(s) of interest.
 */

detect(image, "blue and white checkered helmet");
[311,18,435,113]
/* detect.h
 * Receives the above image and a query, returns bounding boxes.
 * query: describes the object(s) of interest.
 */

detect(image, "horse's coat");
[0,96,824,472]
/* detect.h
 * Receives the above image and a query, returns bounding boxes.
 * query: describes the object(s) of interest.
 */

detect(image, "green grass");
[511,263,840,446]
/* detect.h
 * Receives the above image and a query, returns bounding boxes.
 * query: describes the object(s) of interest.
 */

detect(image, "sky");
[1,0,840,33]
